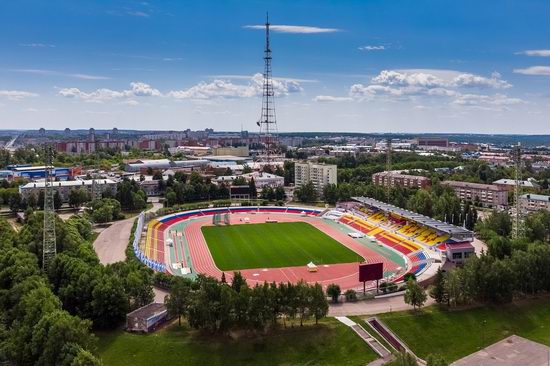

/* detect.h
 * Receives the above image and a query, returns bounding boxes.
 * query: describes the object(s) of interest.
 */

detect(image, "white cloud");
[12,69,110,80]
[315,69,520,111]
[518,49,550,57]
[313,95,353,102]
[451,93,524,110]
[371,69,511,89]
[358,45,385,51]
[513,66,550,75]
[19,43,56,48]
[0,90,38,101]
[244,25,340,33]
[129,82,160,96]
[126,10,150,17]
[58,82,160,102]
[168,73,302,100]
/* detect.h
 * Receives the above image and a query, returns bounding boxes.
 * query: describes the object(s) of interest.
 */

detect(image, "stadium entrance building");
[445,242,475,264]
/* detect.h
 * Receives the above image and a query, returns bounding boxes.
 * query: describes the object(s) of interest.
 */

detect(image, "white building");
[19,179,117,203]
[214,172,284,189]
[295,162,337,195]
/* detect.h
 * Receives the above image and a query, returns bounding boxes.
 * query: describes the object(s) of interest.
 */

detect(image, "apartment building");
[442,180,508,208]
[372,171,431,189]
[520,193,550,212]
[19,179,118,203]
[295,162,337,195]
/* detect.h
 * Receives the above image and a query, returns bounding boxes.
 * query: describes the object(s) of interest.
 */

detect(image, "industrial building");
[295,162,337,195]
[6,165,81,181]
[19,179,117,203]
[372,171,431,189]
[442,180,508,208]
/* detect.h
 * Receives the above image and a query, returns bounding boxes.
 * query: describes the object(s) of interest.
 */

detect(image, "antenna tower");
[513,142,523,239]
[43,144,56,270]
[256,13,278,163]
[385,137,392,202]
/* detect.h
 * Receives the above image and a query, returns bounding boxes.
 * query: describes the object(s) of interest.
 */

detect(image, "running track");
[180,213,403,290]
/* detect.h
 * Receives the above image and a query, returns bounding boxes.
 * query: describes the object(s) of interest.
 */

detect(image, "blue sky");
[1,0,550,133]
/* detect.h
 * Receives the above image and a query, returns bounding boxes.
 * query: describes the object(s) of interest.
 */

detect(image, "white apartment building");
[20,179,118,203]
[294,162,337,195]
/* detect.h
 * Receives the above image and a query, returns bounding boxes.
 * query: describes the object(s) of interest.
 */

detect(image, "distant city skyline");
[1,0,550,133]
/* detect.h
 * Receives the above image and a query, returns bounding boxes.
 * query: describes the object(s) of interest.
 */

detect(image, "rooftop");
[127,302,166,320]
[352,196,473,237]
[21,179,116,189]
[521,193,550,202]
[442,180,507,191]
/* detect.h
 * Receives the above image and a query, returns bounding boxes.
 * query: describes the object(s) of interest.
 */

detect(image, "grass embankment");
[202,221,361,270]
[97,318,377,366]
[377,296,550,362]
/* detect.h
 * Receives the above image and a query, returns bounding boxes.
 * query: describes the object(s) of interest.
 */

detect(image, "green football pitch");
[201,221,361,271]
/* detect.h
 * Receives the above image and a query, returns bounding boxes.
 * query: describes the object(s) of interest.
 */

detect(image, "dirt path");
[93,197,162,265]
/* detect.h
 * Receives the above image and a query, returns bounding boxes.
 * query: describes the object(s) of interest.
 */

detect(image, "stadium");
[134,197,474,291]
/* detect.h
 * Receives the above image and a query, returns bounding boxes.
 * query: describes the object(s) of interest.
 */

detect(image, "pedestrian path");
[335,316,392,360]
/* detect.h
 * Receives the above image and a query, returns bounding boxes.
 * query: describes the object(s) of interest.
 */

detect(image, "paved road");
[93,198,162,265]
[329,294,435,317]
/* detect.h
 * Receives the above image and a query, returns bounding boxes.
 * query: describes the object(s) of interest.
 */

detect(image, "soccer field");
[201,221,361,271]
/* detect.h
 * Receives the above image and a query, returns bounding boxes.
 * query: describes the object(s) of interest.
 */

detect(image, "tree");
[69,188,90,209]
[231,272,247,293]
[344,289,358,302]
[395,351,418,366]
[8,192,22,213]
[429,268,447,304]
[404,279,427,311]
[326,283,341,303]
[295,181,317,203]
[27,193,37,210]
[323,184,339,204]
[165,277,192,326]
[232,176,247,186]
[54,191,62,210]
[69,348,102,366]
[30,310,95,366]
[249,177,257,198]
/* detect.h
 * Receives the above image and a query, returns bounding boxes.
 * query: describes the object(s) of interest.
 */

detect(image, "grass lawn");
[96,318,378,366]
[377,296,550,362]
[201,221,361,270]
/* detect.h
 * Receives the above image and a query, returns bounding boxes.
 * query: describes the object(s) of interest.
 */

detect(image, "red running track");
[180,213,402,290]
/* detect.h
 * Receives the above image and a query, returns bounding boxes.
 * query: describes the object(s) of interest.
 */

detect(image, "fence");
[132,211,166,272]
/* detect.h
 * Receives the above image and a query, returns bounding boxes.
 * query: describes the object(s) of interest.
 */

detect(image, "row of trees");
[430,210,550,307]
[164,172,230,206]
[165,273,329,333]
[0,211,157,365]
[0,217,101,365]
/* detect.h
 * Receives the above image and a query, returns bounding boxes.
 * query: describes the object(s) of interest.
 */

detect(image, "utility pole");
[42,143,56,271]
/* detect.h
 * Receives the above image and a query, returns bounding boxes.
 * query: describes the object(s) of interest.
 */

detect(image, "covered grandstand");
[351,197,474,242]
